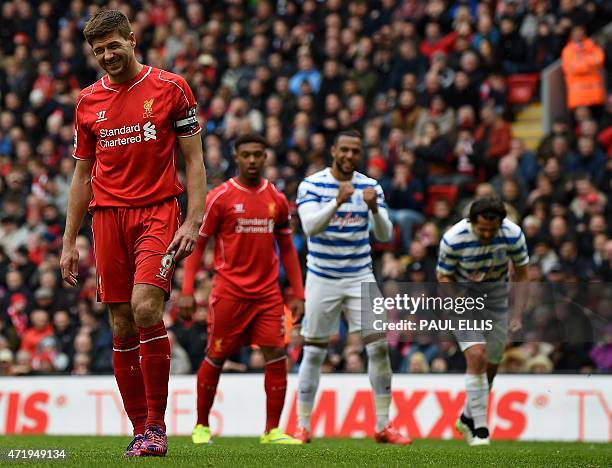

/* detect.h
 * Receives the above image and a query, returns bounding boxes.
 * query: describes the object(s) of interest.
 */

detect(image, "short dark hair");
[83,10,131,46]
[333,130,362,145]
[234,133,268,152]
[469,197,507,223]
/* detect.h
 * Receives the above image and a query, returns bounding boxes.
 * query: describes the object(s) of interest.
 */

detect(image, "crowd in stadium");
[0,0,611,377]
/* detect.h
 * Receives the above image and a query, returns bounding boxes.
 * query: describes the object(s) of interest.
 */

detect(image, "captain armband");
[173,106,199,134]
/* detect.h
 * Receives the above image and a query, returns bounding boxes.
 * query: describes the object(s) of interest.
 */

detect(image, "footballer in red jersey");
[180,133,304,445]
[59,10,206,457]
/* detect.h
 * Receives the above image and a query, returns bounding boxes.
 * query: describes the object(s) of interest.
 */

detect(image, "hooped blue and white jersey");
[297,168,386,279]
[437,217,529,283]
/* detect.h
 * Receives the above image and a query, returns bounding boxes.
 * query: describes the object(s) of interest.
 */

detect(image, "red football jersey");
[200,177,292,300]
[72,65,201,208]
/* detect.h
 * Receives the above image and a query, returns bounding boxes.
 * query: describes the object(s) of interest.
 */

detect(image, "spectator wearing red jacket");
[19,309,53,356]
[419,22,457,60]
[474,105,513,179]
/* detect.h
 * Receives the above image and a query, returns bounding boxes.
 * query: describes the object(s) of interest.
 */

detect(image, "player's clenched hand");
[291,299,305,325]
[363,187,378,213]
[336,181,354,207]
[178,294,195,321]
[60,245,79,287]
[167,222,199,262]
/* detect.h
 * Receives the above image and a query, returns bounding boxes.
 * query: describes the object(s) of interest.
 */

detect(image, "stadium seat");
[506,73,540,105]
[425,185,459,217]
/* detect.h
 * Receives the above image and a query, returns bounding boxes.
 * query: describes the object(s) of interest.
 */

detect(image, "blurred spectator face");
[570,25,586,42]
[398,40,417,60]
[345,352,364,373]
[275,76,289,94]
[53,310,71,333]
[266,125,283,147]
[431,357,448,373]
[409,240,426,261]
[311,133,326,152]
[523,216,542,237]
[551,136,568,158]
[424,121,439,140]
[535,174,552,194]
[325,94,341,114]
[433,199,451,219]
[398,90,416,109]
[0,350,13,376]
[480,106,496,125]
[549,217,567,239]
[502,180,520,202]
[574,177,593,196]
[499,156,517,177]
[74,334,92,354]
[500,18,516,35]
[249,349,265,370]
[454,71,469,90]
[409,353,429,373]
[395,74,414,93]
[425,22,441,40]
[424,73,440,94]
[589,215,607,235]
[543,158,560,178]
[298,54,315,71]
[73,353,91,375]
[477,15,493,34]
[34,288,54,308]
[31,310,50,330]
[592,233,607,256]
[478,39,494,59]
[560,240,577,261]
[580,120,598,138]
[457,106,475,127]
[574,106,591,123]
[6,271,23,291]
[537,21,552,37]
[460,51,479,74]
[577,137,594,157]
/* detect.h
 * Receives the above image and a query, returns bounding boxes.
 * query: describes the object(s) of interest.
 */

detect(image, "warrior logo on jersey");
[143,98,154,118]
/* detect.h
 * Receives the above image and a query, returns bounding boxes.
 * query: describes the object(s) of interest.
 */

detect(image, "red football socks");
[264,356,288,433]
[139,321,171,431]
[113,335,147,436]
[196,358,222,426]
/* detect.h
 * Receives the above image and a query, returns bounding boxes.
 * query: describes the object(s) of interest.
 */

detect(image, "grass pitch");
[0,436,609,467]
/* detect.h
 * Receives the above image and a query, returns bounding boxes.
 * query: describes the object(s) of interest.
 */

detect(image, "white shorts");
[301,272,382,342]
[458,311,508,364]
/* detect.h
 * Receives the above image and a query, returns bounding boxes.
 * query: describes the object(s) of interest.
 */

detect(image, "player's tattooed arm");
[60,159,93,286]
[167,134,206,261]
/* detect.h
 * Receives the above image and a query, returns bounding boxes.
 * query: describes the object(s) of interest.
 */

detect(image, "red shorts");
[92,198,181,303]
[207,294,285,359]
